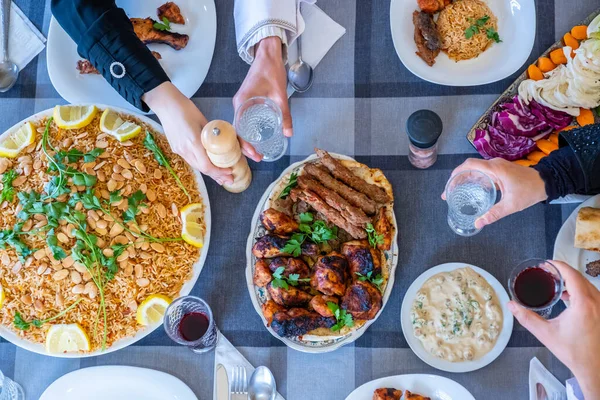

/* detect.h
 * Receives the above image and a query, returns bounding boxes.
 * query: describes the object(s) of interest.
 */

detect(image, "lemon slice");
[136,294,172,326]
[100,108,142,142]
[0,285,4,309]
[45,323,90,354]
[0,121,35,158]
[53,105,97,130]
[180,203,205,248]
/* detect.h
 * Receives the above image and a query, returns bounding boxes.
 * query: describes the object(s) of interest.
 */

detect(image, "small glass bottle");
[406,109,443,169]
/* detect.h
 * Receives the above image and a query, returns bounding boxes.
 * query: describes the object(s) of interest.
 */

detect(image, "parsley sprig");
[270,266,310,290]
[281,212,337,257]
[464,15,501,43]
[153,17,171,31]
[327,302,354,332]
[365,223,384,248]
[0,224,33,262]
[0,169,18,203]
[13,298,83,330]
[278,171,298,199]
[144,131,190,202]
[355,271,384,292]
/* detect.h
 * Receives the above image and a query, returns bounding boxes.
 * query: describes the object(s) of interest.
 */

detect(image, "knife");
[215,364,230,400]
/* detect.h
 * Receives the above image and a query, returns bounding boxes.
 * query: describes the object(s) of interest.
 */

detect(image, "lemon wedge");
[45,323,90,354]
[180,203,205,248]
[100,108,142,142]
[53,105,97,130]
[0,285,4,309]
[0,121,36,158]
[136,294,172,326]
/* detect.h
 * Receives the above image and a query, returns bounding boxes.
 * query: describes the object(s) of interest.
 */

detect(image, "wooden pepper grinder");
[201,120,252,193]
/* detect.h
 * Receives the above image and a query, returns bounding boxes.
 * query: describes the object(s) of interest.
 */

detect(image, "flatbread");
[575,207,600,252]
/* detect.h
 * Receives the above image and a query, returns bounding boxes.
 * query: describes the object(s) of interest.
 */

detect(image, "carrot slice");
[527,151,546,163]
[549,132,559,145]
[563,33,580,51]
[571,25,588,40]
[536,139,559,155]
[577,108,594,126]
[556,125,577,133]
[527,64,544,81]
[549,48,567,65]
[514,159,536,167]
[537,57,557,73]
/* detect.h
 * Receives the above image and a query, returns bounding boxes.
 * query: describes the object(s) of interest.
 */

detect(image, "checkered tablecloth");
[1,0,597,399]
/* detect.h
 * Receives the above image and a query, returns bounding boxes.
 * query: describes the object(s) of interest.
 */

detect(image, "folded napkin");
[529,357,567,400]
[550,194,592,205]
[566,378,585,400]
[286,3,346,97]
[214,332,285,400]
[5,2,46,72]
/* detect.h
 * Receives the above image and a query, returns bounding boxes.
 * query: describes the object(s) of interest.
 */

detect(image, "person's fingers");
[474,201,510,229]
[442,159,486,199]
[275,96,293,138]
[561,290,571,302]
[182,151,234,185]
[550,260,592,300]
[507,301,552,345]
[238,137,263,162]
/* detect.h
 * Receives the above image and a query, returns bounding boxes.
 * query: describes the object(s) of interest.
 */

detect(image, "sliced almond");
[52,269,69,281]
[134,160,146,174]
[150,243,165,253]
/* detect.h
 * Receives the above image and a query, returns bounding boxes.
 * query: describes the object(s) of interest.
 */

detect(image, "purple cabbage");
[474,126,537,161]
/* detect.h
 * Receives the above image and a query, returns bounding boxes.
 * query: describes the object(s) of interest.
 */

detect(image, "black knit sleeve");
[560,123,600,196]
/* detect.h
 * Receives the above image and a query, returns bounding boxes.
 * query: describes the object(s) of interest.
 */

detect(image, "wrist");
[527,167,549,203]
[254,36,283,63]
[142,82,183,116]
[574,371,600,399]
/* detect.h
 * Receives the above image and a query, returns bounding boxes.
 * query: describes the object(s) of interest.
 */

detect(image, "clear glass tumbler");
[509,259,563,319]
[163,296,218,353]
[445,170,497,236]
[234,96,287,162]
[0,370,24,400]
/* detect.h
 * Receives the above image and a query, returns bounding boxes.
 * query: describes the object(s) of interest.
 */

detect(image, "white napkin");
[550,194,592,204]
[566,378,585,400]
[529,357,567,400]
[5,2,46,71]
[214,332,285,400]
[286,3,346,97]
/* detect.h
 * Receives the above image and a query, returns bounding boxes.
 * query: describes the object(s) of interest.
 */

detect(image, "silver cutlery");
[231,365,248,400]
[287,33,314,93]
[248,366,276,400]
[215,364,229,400]
[0,0,19,92]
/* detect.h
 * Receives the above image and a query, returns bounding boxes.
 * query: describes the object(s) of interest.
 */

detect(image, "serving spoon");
[0,0,19,93]
[248,366,277,400]
[287,34,314,93]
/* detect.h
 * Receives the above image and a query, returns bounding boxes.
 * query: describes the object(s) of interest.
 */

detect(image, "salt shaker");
[406,110,443,169]
[201,120,252,193]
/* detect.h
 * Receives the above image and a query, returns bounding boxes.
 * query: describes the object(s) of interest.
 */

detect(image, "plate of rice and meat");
[0,104,210,357]
[246,149,398,353]
[390,0,536,86]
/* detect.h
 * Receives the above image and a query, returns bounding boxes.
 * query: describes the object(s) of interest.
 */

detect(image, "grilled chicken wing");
[261,300,286,326]
[267,282,312,307]
[130,18,189,50]
[341,240,382,280]
[417,0,450,13]
[260,208,299,235]
[341,280,382,320]
[269,257,310,279]
[374,207,393,251]
[157,2,185,24]
[404,391,431,400]
[252,234,318,259]
[310,252,349,296]
[310,295,338,317]
[253,259,273,287]
[373,388,402,400]
[270,308,336,337]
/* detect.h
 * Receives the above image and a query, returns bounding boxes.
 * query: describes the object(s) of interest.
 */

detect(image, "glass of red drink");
[508,259,564,319]
[163,296,219,353]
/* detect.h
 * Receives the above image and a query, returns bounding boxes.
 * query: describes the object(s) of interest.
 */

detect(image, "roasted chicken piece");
[310,252,349,297]
[77,51,162,75]
[261,300,285,326]
[405,390,431,400]
[269,257,310,279]
[270,308,336,337]
[374,207,393,251]
[310,295,338,317]
[373,388,402,400]
[417,0,450,13]
[252,234,318,259]
[130,18,189,50]
[267,282,312,308]
[260,208,299,235]
[413,11,441,67]
[253,259,273,287]
[341,280,382,320]
[157,2,185,24]
[341,240,382,280]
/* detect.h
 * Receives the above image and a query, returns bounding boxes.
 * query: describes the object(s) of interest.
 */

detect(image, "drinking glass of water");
[234,96,287,162]
[445,170,496,236]
[0,370,24,400]
[163,296,219,353]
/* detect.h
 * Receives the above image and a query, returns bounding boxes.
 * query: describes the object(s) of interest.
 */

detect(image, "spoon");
[0,0,19,93]
[287,34,314,93]
[248,366,277,400]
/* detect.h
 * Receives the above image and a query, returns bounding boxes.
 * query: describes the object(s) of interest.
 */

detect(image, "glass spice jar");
[406,109,443,169]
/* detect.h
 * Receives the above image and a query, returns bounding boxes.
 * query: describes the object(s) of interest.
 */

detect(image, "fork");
[231,365,248,400]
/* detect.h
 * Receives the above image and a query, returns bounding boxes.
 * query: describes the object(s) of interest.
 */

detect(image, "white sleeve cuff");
[238,26,289,65]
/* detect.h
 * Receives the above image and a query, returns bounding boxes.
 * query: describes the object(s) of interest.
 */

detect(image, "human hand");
[441,158,547,229]
[233,36,293,137]
[508,261,600,399]
[143,82,261,185]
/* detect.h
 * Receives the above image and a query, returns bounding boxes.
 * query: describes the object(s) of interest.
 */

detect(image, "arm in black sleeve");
[533,124,600,201]
[51,0,169,112]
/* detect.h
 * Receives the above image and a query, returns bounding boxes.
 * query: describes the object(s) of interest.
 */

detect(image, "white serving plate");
[401,262,513,373]
[346,374,475,400]
[0,105,211,358]
[40,366,198,400]
[245,154,399,353]
[47,0,216,113]
[390,0,536,86]
[553,194,600,291]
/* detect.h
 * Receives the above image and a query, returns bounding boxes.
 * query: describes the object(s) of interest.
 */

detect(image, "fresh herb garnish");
[278,171,298,199]
[153,16,171,31]
[327,302,354,332]
[464,15,499,41]
[0,169,18,203]
[271,266,310,290]
[13,299,83,330]
[355,271,384,292]
[123,190,146,223]
[0,225,33,262]
[485,27,502,43]
[144,131,190,202]
[282,212,337,256]
[109,190,122,204]
[46,228,67,260]
[56,148,104,164]
[365,223,384,248]
[281,233,306,258]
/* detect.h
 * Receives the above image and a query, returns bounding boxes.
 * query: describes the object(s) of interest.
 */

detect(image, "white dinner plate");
[553,194,600,291]
[0,105,211,358]
[47,0,216,113]
[346,374,475,400]
[390,0,536,86]
[400,263,513,373]
[40,366,198,400]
